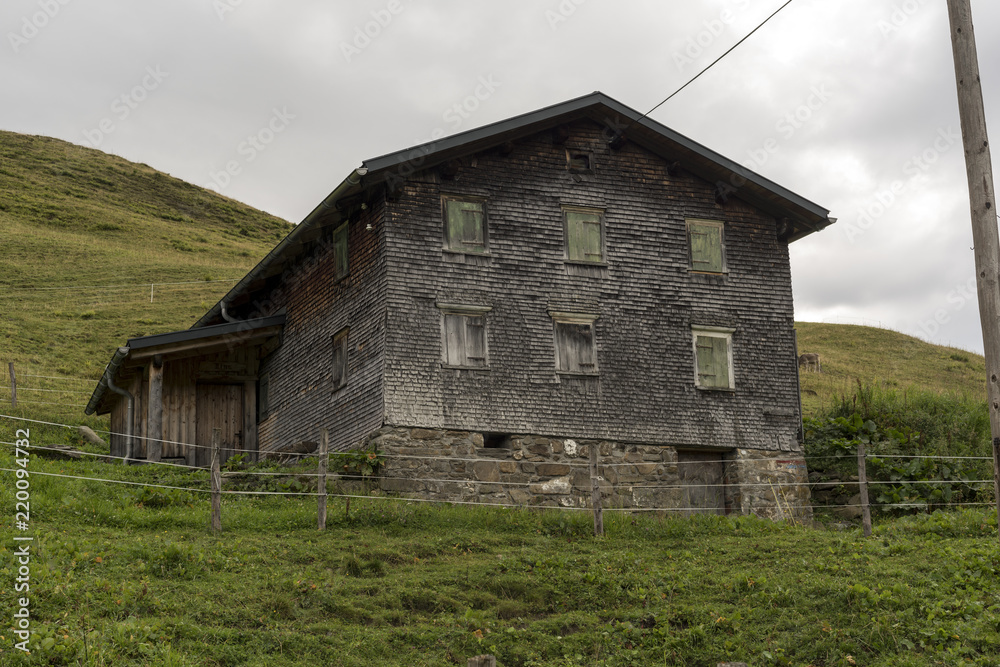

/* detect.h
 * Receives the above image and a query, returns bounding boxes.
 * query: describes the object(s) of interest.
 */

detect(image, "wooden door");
[677,450,727,516]
[195,384,243,468]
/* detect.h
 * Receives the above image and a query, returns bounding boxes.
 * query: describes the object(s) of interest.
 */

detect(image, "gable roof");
[194,91,832,329]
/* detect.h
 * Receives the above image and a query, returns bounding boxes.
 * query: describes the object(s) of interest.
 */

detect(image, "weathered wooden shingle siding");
[382,119,799,450]
[257,201,388,453]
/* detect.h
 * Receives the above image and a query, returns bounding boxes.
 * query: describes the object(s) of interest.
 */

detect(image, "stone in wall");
[364,427,813,521]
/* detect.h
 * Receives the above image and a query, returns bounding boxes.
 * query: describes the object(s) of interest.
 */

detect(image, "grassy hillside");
[0,130,292,420]
[795,322,987,416]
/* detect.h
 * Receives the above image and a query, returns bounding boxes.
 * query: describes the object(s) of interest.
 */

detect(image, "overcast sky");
[3,0,999,354]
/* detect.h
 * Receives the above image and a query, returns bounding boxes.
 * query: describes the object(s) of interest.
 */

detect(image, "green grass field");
[1,417,1000,667]
[2,131,999,666]
[0,130,289,421]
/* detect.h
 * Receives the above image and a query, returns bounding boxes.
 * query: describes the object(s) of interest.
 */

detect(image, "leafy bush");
[331,447,384,479]
[805,382,993,513]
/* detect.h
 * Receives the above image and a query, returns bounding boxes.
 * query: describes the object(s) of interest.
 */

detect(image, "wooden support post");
[147,356,163,463]
[946,0,1000,544]
[8,362,17,409]
[467,656,496,667]
[211,428,222,534]
[857,442,872,537]
[589,444,604,536]
[793,330,804,443]
[318,428,329,531]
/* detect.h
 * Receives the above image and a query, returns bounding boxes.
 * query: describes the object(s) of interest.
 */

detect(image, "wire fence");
[2,413,997,535]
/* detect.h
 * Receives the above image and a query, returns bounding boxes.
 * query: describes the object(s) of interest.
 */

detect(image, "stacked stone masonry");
[365,427,812,522]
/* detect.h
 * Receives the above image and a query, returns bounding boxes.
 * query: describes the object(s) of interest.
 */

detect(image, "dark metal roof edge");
[361,91,608,172]
[84,346,130,416]
[192,170,366,328]
[86,315,286,415]
[132,314,285,350]
[609,98,830,223]
[360,91,830,224]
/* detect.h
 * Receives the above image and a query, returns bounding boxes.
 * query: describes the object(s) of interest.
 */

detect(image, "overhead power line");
[624,0,797,134]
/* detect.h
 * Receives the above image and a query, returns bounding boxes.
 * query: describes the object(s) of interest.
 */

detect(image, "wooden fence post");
[857,442,872,537]
[318,428,328,531]
[8,362,17,409]
[590,444,604,536]
[211,428,222,534]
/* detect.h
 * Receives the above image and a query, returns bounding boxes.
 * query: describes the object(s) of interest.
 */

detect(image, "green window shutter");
[566,210,603,262]
[696,334,731,388]
[445,200,485,252]
[696,335,716,386]
[690,222,723,272]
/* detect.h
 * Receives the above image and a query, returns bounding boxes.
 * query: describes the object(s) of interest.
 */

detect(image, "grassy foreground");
[2,421,1000,667]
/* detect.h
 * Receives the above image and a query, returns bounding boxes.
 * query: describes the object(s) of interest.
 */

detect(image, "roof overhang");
[85,314,285,415]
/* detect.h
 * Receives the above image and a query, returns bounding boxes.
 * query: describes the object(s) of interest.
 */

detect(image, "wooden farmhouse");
[86,92,835,518]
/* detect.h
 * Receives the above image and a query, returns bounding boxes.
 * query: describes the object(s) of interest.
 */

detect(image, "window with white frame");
[438,304,491,368]
[551,312,599,374]
[692,326,735,390]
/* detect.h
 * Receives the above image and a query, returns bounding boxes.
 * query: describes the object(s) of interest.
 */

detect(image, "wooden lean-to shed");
[85,315,284,466]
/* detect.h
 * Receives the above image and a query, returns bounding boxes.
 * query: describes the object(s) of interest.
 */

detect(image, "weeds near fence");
[805,380,995,513]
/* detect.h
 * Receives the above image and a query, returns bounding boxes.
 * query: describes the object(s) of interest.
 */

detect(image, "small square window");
[693,327,734,390]
[688,219,725,273]
[333,223,349,280]
[443,197,487,254]
[566,150,592,172]
[564,207,605,264]
[438,305,491,368]
[331,328,349,391]
[551,312,598,374]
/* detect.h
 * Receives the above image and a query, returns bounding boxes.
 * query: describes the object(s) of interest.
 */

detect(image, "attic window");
[566,150,592,173]
[443,197,488,254]
[688,219,725,273]
[564,206,605,264]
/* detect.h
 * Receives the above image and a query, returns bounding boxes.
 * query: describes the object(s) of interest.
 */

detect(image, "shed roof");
[85,314,285,415]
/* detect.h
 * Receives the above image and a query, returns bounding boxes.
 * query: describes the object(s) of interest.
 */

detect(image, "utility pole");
[945,0,1000,542]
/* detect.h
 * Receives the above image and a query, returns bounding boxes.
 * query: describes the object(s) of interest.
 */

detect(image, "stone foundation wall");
[361,427,811,521]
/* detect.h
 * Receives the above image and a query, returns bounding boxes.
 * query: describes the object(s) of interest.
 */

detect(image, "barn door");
[677,450,727,516]
[195,383,244,468]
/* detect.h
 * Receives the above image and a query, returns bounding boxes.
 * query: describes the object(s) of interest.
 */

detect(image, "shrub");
[805,381,993,513]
